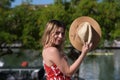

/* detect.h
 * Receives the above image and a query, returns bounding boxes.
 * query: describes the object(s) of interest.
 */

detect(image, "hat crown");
[77,22,92,44]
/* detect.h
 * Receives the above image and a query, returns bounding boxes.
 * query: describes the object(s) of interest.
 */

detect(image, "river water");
[79,49,120,80]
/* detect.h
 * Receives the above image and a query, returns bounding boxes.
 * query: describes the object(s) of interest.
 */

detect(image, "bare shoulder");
[43,47,59,54]
[42,47,60,59]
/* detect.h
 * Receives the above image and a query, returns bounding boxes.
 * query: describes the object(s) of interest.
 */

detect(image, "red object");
[21,61,28,67]
[44,63,70,80]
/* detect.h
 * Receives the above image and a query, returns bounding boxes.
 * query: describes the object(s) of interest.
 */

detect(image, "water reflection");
[114,50,120,80]
[79,49,120,80]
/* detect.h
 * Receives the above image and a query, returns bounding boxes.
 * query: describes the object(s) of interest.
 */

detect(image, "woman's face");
[51,27,65,46]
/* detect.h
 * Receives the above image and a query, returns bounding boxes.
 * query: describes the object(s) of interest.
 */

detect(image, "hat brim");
[69,16,102,51]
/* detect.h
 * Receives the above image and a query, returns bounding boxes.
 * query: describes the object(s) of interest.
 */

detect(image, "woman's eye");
[56,32,60,35]
[55,31,65,36]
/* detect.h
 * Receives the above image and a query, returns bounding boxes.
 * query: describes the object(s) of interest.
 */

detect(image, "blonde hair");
[41,20,66,50]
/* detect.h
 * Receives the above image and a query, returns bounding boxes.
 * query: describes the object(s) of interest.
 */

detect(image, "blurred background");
[0,0,120,80]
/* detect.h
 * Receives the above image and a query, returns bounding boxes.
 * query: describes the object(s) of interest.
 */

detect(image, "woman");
[41,20,92,80]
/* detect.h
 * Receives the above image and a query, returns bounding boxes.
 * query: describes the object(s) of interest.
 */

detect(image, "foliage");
[0,0,14,9]
[0,0,120,50]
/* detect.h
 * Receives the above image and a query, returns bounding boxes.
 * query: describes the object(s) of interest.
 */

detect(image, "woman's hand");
[81,42,92,54]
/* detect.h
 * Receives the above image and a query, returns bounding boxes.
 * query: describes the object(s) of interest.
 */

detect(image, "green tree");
[0,0,120,49]
[97,1,120,41]
[10,5,41,49]
[0,0,15,45]
[0,0,14,9]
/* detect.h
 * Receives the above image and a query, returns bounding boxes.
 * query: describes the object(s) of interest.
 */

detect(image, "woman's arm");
[43,42,92,77]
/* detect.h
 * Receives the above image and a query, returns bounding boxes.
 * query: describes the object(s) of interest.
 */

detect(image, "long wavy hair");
[41,20,66,50]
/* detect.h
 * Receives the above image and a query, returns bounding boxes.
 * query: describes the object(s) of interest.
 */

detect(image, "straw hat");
[69,16,102,51]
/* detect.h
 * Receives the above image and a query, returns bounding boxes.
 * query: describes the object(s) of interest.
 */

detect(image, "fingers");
[87,42,92,48]
[88,42,92,51]
[84,42,92,51]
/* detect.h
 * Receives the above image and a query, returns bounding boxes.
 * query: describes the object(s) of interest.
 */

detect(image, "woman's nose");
[58,33,63,38]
